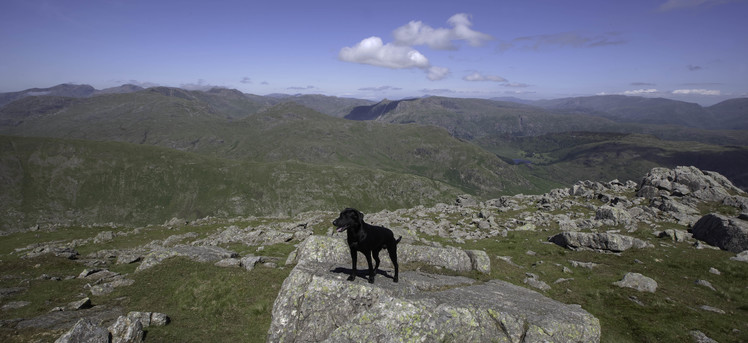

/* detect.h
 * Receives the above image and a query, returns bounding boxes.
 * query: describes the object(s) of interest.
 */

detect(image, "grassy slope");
[0,135,468,230]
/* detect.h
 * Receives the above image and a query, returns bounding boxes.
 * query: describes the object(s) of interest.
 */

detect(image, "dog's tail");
[395,236,402,244]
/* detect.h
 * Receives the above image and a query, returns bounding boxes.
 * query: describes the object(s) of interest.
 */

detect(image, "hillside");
[534,95,715,128]
[0,135,468,230]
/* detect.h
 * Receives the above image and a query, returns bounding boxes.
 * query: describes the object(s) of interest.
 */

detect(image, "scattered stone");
[523,273,551,291]
[54,318,109,343]
[690,330,719,343]
[699,305,725,314]
[695,279,716,291]
[658,229,692,242]
[215,258,242,268]
[692,214,748,253]
[569,260,599,269]
[613,272,657,293]
[67,297,92,310]
[731,250,748,262]
[2,301,31,311]
[628,295,645,306]
[240,255,264,271]
[708,267,721,275]
[93,231,115,244]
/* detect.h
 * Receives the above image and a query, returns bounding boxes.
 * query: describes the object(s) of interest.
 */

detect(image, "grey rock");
[136,245,237,272]
[613,272,657,293]
[54,318,109,343]
[523,273,551,291]
[549,232,652,252]
[709,267,721,275]
[109,315,144,343]
[15,304,122,331]
[267,262,600,343]
[692,214,748,253]
[240,255,264,271]
[595,205,632,226]
[695,279,716,291]
[658,229,692,242]
[690,330,719,343]
[2,300,30,310]
[93,231,115,244]
[67,297,92,310]
[730,250,748,262]
[699,305,725,314]
[126,311,169,327]
[214,257,242,268]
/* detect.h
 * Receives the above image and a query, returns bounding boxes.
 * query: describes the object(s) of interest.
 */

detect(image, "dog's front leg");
[347,249,357,281]
[364,252,375,283]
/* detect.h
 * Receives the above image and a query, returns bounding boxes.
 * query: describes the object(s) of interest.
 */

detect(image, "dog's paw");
[393,277,399,283]
[347,275,355,281]
[368,277,375,284]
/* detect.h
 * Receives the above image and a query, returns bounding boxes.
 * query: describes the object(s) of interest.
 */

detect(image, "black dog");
[333,208,401,283]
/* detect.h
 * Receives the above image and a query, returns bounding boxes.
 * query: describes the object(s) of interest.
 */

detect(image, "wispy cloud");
[503,82,531,88]
[500,32,626,52]
[631,82,656,86]
[623,88,660,95]
[672,89,721,95]
[339,13,490,81]
[686,64,703,71]
[181,79,220,91]
[463,72,507,82]
[657,0,736,11]
[358,86,403,92]
[419,88,456,94]
[240,77,252,84]
[287,85,316,90]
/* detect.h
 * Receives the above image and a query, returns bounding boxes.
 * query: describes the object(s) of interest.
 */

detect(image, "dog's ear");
[355,209,364,226]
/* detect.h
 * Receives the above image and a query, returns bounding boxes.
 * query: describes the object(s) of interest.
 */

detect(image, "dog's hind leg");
[387,246,399,283]
[347,249,357,281]
[372,248,382,272]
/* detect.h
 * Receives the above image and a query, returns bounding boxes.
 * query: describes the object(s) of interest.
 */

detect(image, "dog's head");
[332,208,364,233]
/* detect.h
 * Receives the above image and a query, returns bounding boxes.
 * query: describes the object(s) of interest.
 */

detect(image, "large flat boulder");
[692,214,748,253]
[549,232,652,252]
[267,262,600,342]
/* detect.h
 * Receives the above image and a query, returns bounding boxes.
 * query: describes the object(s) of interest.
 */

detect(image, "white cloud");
[240,77,252,84]
[672,89,721,95]
[339,36,430,69]
[427,66,450,81]
[463,72,507,82]
[623,88,659,95]
[339,13,491,81]
[393,13,492,50]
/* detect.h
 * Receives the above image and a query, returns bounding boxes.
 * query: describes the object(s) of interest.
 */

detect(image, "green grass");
[92,257,290,343]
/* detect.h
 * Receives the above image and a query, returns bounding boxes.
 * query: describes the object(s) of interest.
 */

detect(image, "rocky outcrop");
[292,235,490,274]
[267,261,600,342]
[549,232,652,252]
[692,214,748,253]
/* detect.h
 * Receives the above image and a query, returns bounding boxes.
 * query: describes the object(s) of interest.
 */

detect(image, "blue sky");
[1,0,747,105]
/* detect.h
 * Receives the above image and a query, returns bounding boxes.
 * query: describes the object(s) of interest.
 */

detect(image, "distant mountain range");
[0,84,745,229]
